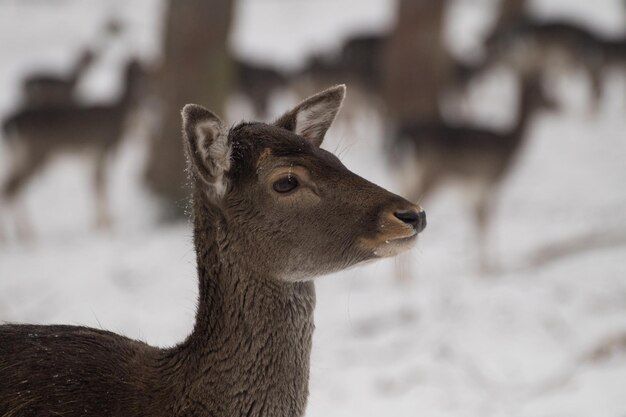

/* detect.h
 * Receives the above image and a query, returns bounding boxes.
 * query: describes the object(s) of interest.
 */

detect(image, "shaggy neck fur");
[167,185,316,417]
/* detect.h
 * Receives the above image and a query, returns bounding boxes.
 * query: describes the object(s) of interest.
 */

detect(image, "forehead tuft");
[229,122,316,159]
[256,147,273,169]
[225,121,347,187]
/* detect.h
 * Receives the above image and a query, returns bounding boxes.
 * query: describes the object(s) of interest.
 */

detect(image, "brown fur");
[0,85,425,417]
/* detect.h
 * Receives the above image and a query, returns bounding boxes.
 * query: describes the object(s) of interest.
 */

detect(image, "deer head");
[182,85,425,281]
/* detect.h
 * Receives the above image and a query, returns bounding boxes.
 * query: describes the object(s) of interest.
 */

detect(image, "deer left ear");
[181,104,231,200]
[274,84,346,147]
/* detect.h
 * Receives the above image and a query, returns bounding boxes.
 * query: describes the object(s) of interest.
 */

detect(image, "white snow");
[1,1,626,416]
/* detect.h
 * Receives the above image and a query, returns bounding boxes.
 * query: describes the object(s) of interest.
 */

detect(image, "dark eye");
[272,176,299,193]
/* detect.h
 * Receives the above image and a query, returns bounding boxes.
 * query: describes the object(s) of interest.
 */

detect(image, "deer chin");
[375,234,418,258]
[359,231,418,258]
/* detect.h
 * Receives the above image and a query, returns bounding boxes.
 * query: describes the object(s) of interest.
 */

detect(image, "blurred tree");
[144,0,234,217]
[383,0,452,124]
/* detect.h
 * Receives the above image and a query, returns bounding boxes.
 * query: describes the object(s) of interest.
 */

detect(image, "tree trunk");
[144,0,234,217]
[383,0,451,124]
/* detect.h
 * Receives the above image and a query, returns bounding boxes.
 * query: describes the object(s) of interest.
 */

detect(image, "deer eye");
[272,176,299,194]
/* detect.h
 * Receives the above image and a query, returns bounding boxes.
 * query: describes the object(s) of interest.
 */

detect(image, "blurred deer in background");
[480,18,626,109]
[291,32,388,129]
[1,59,145,237]
[22,50,96,108]
[233,58,289,119]
[20,18,123,108]
[392,74,557,272]
[296,33,386,97]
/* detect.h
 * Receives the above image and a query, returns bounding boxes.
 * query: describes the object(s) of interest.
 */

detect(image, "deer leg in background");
[473,186,495,274]
[13,199,35,243]
[0,206,6,243]
[1,151,46,241]
[585,59,604,112]
[92,150,112,230]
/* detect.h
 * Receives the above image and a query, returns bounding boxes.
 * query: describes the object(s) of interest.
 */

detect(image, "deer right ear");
[274,84,346,147]
[181,104,231,199]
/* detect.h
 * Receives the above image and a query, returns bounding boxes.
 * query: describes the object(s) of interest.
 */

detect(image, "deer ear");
[274,84,346,147]
[181,104,231,199]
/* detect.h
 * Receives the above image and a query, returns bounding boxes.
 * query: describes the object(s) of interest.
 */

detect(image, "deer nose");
[394,209,426,233]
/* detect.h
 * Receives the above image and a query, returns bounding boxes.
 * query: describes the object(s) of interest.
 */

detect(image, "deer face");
[182,85,425,281]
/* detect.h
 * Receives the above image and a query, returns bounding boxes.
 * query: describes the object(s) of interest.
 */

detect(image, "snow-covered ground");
[1,1,626,416]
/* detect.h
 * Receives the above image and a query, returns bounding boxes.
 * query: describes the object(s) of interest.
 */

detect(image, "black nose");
[394,209,426,233]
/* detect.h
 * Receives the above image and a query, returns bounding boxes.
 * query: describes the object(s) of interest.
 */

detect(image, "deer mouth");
[388,232,418,244]
[377,232,418,257]
[359,230,418,258]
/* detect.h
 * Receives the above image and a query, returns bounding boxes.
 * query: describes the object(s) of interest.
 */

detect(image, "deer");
[0,85,426,417]
[21,49,96,108]
[297,33,386,95]
[20,18,124,108]
[391,74,554,273]
[233,58,289,119]
[480,18,626,109]
[291,33,388,136]
[1,58,145,234]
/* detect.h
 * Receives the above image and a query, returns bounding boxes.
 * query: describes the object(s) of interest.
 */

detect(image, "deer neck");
[171,187,316,417]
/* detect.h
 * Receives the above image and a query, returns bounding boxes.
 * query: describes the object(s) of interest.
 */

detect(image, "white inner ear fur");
[196,120,231,199]
[294,101,338,142]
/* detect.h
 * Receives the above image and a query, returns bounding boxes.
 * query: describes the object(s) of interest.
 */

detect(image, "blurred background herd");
[1,0,626,415]
[1,0,625,274]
